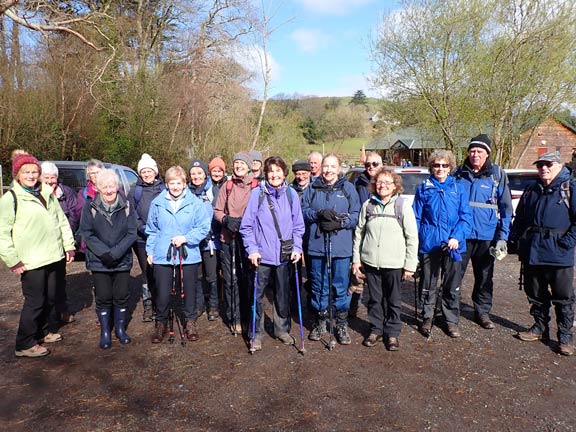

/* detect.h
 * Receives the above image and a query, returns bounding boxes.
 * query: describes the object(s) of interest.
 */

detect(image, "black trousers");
[54,259,70,316]
[419,250,462,325]
[154,263,199,324]
[196,249,219,312]
[133,240,156,304]
[364,265,403,337]
[250,264,291,339]
[92,271,131,309]
[523,264,575,344]
[460,239,495,316]
[221,240,250,327]
[16,260,63,351]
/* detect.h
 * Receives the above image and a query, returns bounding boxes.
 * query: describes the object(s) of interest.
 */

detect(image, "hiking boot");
[559,343,575,356]
[309,312,328,341]
[276,333,295,345]
[41,332,63,344]
[363,333,383,347]
[185,320,199,342]
[15,345,50,358]
[476,314,495,330]
[447,324,461,338]
[151,322,167,344]
[336,324,352,345]
[517,325,548,342]
[386,337,400,351]
[230,323,242,335]
[142,300,154,322]
[208,310,220,321]
[420,318,432,337]
[251,339,262,351]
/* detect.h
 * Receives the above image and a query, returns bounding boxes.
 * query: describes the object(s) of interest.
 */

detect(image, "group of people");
[1,133,575,358]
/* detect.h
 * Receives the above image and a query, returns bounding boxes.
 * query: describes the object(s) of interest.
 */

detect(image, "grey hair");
[95,168,119,190]
[427,150,456,174]
[308,151,323,162]
[86,159,105,179]
[40,161,58,176]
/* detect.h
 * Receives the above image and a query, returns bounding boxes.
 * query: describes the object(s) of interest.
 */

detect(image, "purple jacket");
[56,184,79,232]
[240,182,304,266]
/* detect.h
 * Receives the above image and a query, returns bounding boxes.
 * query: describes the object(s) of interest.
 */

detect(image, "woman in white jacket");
[352,168,419,350]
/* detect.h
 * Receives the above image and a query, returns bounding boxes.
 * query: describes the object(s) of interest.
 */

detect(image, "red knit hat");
[12,153,41,177]
[208,157,226,173]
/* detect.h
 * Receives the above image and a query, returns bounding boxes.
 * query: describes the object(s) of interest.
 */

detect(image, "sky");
[260,0,401,98]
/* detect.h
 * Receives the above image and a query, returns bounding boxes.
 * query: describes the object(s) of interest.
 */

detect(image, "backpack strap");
[365,196,404,227]
[560,179,571,209]
[225,178,259,214]
[9,189,17,217]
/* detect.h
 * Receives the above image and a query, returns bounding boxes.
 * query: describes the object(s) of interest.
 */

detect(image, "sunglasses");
[364,162,381,168]
[432,163,450,169]
[536,161,554,168]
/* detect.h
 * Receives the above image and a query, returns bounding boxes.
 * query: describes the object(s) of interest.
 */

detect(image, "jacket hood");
[460,158,495,178]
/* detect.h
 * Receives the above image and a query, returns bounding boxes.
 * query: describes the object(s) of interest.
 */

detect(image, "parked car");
[503,168,539,215]
[50,161,139,197]
[346,165,429,206]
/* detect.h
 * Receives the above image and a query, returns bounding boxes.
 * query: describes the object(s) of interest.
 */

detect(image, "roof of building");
[367,127,445,150]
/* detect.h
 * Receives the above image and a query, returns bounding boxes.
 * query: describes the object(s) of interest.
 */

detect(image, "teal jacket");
[0,181,75,270]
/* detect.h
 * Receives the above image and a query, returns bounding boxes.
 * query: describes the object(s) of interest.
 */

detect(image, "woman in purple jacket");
[239,156,305,351]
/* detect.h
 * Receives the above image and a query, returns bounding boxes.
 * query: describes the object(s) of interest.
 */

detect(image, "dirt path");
[0,257,574,431]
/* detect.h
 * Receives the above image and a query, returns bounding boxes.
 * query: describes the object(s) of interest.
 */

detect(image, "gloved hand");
[495,240,507,254]
[317,209,338,221]
[507,240,518,255]
[224,216,242,233]
[100,252,116,268]
[320,219,342,232]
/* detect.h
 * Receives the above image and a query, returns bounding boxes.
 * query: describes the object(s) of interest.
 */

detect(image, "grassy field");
[304,137,371,166]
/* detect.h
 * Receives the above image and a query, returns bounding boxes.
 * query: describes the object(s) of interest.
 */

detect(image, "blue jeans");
[309,256,351,312]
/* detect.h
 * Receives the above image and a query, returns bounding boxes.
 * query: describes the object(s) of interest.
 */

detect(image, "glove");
[317,209,338,221]
[100,252,116,268]
[320,219,342,232]
[507,240,518,255]
[224,216,242,233]
[495,240,507,254]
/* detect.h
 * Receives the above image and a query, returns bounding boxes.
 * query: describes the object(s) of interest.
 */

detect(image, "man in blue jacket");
[510,153,576,356]
[455,134,513,330]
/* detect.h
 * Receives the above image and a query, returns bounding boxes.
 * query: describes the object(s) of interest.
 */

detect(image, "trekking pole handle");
[166,244,174,261]
[179,245,188,259]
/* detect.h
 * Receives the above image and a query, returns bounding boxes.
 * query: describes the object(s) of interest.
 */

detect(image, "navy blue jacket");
[80,194,138,272]
[352,171,371,205]
[189,178,221,252]
[301,175,360,258]
[454,160,513,242]
[127,176,165,240]
[510,167,576,266]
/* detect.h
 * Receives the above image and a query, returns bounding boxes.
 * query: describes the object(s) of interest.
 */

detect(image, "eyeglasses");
[364,162,381,168]
[375,180,394,187]
[536,161,554,168]
[432,163,450,169]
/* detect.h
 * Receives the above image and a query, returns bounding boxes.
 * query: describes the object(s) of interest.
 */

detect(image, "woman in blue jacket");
[301,153,360,345]
[146,166,211,344]
[80,169,138,349]
[413,150,472,339]
[240,156,305,351]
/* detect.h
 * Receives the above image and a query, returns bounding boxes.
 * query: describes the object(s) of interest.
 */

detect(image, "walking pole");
[294,261,306,355]
[325,232,336,351]
[231,234,239,336]
[413,265,419,327]
[175,245,187,346]
[167,244,176,344]
[249,264,259,354]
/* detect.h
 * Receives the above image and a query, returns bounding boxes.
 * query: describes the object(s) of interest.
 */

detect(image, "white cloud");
[290,28,331,53]
[295,0,376,15]
[226,43,282,96]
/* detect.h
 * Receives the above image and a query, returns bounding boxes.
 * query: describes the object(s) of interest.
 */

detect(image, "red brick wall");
[512,118,576,168]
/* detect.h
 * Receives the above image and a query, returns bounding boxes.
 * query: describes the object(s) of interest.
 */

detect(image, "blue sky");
[264,0,401,98]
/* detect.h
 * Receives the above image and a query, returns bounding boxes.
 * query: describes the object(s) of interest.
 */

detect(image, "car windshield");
[507,173,538,191]
[398,173,429,194]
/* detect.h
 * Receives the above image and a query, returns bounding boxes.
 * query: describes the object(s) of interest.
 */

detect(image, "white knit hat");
[137,153,158,174]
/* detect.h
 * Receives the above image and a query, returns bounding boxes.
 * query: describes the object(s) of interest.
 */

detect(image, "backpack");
[365,196,405,227]
[224,177,259,214]
[522,179,571,209]
[90,200,130,220]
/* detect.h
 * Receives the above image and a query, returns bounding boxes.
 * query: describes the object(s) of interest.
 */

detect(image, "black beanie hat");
[188,159,209,177]
[468,134,492,154]
[292,160,311,173]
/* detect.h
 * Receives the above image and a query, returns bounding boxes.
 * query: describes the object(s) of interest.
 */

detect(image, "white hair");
[40,161,59,176]
[95,168,119,189]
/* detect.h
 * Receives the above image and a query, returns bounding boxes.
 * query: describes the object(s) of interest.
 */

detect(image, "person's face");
[468,147,489,171]
[375,173,397,201]
[252,160,262,173]
[309,155,322,176]
[431,159,450,182]
[87,166,102,184]
[365,156,382,178]
[321,156,340,185]
[536,161,562,186]
[210,167,225,182]
[189,167,206,187]
[18,164,40,188]
[294,170,310,187]
[98,180,118,205]
[233,160,250,178]
[41,172,58,189]
[266,164,285,188]
[140,168,156,185]
[167,178,185,196]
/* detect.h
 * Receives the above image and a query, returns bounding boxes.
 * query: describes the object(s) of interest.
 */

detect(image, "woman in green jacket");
[0,153,76,358]
[352,168,419,350]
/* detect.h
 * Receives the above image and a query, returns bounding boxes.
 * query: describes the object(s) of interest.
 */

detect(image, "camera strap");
[265,193,284,241]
